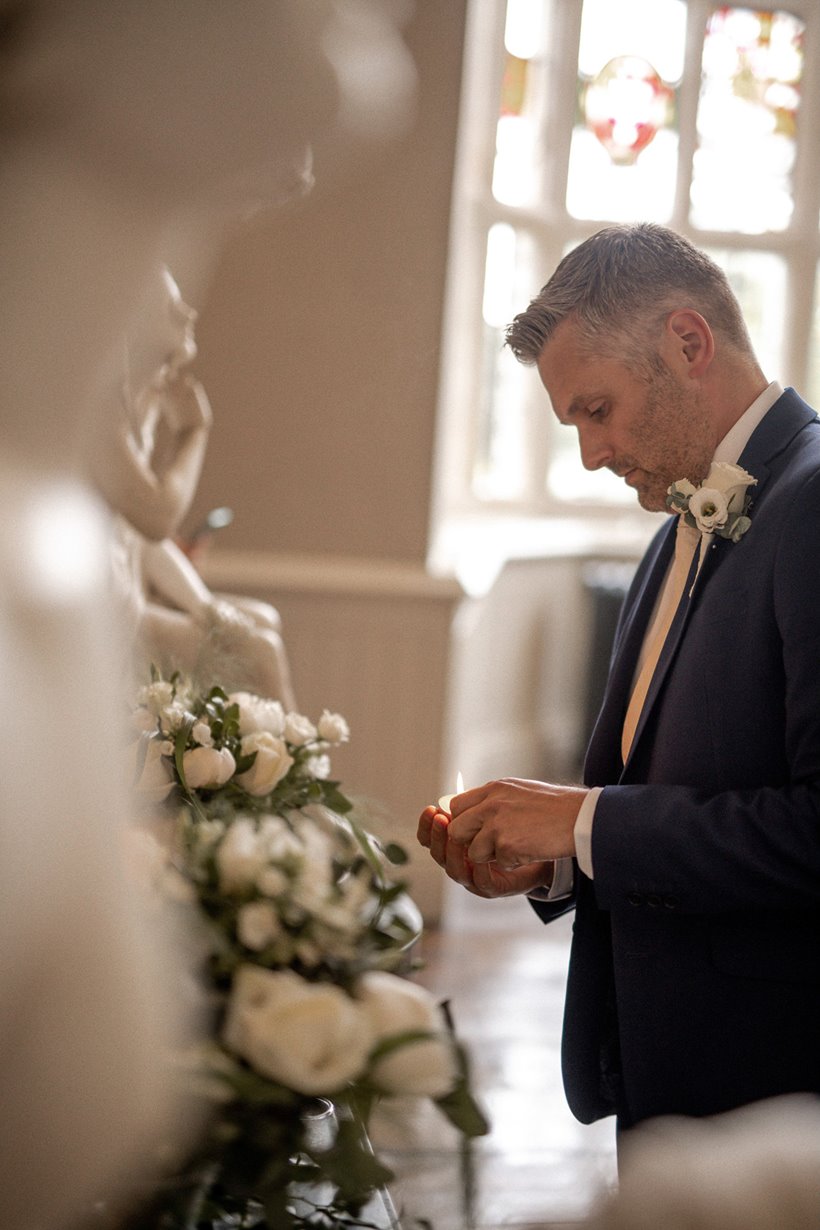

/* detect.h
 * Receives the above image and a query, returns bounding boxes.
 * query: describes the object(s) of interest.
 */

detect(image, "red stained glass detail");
[583,55,674,165]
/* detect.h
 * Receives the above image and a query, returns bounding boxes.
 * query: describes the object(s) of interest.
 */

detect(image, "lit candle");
[437,771,464,815]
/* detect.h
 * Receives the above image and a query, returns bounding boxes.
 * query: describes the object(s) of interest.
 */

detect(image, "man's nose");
[578,429,613,472]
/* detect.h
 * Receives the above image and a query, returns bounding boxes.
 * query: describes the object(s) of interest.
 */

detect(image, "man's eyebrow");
[554,396,590,425]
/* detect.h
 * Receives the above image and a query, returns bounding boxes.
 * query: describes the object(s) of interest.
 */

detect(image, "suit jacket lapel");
[738,386,816,483]
[584,389,818,787]
[621,538,701,774]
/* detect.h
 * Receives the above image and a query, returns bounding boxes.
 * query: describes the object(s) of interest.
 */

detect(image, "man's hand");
[447,777,585,870]
[417,805,553,899]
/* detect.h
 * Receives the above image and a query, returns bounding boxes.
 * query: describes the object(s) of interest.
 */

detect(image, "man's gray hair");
[505,223,755,369]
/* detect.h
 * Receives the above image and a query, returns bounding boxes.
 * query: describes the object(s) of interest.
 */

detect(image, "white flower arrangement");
[126,674,487,1230]
[666,461,757,542]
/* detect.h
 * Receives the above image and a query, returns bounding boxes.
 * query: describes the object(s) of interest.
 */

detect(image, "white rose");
[357,971,458,1098]
[229,692,286,737]
[237,900,281,951]
[223,966,372,1094]
[216,818,267,892]
[305,753,331,780]
[137,680,175,715]
[131,736,175,803]
[158,701,191,736]
[194,819,226,848]
[315,867,372,932]
[256,865,290,897]
[258,815,303,863]
[284,712,318,746]
[294,938,323,968]
[191,721,214,747]
[688,486,729,534]
[182,745,236,790]
[235,732,294,796]
[290,818,334,900]
[317,710,350,744]
[703,461,756,510]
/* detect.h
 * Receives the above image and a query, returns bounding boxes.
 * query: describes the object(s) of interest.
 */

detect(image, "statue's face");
[160,269,197,380]
[13,0,415,212]
[121,267,197,427]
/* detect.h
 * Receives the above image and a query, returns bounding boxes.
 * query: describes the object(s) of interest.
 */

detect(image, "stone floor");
[370,888,618,1230]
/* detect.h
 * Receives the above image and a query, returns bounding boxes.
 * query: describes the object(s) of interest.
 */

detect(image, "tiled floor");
[370,888,618,1229]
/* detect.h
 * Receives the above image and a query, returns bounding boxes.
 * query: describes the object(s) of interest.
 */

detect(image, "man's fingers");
[447,808,484,847]
[427,811,452,867]
[449,783,492,818]
[444,839,477,888]
[416,804,439,849]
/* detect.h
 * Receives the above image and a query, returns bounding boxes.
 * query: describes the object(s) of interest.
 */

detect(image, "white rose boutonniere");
[667,461,757,542]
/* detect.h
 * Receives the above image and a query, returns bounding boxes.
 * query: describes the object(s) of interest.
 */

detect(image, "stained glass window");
[691,7,804,233]
[566,0,686,223]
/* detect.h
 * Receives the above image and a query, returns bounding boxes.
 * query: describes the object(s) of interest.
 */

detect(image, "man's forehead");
[536,335,615,422]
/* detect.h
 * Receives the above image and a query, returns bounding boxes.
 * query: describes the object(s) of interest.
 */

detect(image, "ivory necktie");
[621,517,701,763]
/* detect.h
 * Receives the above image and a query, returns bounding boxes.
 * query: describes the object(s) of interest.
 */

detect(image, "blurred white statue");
[0,2,414,1227]
[585,1096,820,1230]
[91,265,296,706]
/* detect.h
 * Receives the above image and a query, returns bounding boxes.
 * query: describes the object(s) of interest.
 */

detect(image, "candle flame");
[456,771,464,794]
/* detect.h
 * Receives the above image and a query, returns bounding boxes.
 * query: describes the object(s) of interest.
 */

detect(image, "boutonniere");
[667,461,757,543]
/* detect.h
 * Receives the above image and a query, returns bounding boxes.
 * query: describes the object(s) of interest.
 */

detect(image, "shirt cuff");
[574,786,601,879]
[527,856,575,902]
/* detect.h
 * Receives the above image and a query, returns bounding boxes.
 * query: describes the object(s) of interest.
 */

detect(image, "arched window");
[431,0,820,569]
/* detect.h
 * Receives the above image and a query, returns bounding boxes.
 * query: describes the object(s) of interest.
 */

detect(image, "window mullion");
[537,0,585,216]
[671,0,710,231]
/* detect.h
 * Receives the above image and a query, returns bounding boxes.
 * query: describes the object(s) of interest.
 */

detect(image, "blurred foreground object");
[586,1096,820,1230]
[0,1,414,1225]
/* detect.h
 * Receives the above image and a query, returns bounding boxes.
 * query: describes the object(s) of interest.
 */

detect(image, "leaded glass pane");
[703,247,787,380]
[566,0,686,223]
[492,1,547,206]
[691,7,804,234]
[473,224,534,500]
[805,266,820,406]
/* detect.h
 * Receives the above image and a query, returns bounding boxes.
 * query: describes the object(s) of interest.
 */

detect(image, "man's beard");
[613,368,712,513]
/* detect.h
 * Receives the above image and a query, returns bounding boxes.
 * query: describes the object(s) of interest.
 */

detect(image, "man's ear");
[664,309,714,379]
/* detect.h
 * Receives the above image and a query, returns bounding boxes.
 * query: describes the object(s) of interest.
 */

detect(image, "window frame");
[430,0,820,565]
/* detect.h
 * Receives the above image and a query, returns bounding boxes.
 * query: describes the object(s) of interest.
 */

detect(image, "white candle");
[437,771,464,815]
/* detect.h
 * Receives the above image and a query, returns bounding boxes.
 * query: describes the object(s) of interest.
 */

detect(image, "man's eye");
[589,404,606,419]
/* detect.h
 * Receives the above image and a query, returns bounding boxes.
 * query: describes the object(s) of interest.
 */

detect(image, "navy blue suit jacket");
[533,388,820,1127]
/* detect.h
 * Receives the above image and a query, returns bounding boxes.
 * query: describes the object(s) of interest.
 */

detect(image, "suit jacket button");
[646,893,662,908]
[662,895,678,910]
[627,891,644,906]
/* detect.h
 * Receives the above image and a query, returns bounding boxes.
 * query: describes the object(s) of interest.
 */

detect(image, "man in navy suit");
[418,224,820,1130]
